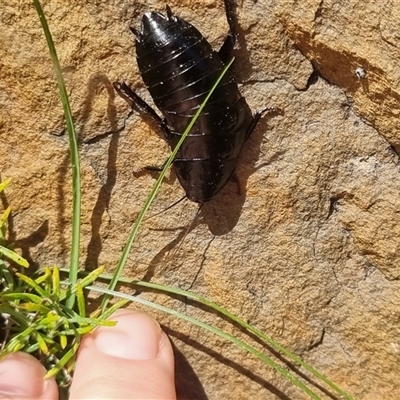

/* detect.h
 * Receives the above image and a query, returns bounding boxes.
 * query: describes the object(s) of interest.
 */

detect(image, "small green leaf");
[52,266,60,298]
[0,245,29,268]
[58,266,105,302]
[17,303,52,314]
[35,266,52,287]
[59,334,68,349]
[76,283,85,317]
[16,273,50,297]
[1,292,43,304]
[0,206,11,233]
[0,266,15,288]
[96,299,129,320]
[63,316,117,327]
[35,332,49,354]
[0,178,12,193]
[40,311,62,327]
[59,326,94,336]
[6,327,34,352]
[9,341,24,352]
[79,266,105,288]
[45,342,80,378]
[24,343,40,353]
[0,306,30,327]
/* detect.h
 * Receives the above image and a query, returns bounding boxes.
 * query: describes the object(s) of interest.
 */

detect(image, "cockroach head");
[131,6,178,42]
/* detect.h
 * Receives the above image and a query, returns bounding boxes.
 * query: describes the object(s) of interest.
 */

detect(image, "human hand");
[0,309,176,399]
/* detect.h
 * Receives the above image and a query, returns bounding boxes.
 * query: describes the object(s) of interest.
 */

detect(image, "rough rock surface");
[1,0,399,399]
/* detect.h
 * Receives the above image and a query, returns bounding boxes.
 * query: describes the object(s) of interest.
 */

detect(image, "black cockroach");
[114,0,273,203]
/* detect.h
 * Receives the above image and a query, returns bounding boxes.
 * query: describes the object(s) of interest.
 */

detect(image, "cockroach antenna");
[144,195,187,222]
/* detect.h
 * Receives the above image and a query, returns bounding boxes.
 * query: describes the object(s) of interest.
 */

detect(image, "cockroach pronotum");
[114,0,274,203]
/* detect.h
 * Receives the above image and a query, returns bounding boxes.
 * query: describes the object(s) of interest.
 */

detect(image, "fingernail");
[0,353,47,398]
[93,310,162,360]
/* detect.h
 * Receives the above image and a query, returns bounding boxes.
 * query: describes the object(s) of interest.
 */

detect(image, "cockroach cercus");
[114,0,276,203]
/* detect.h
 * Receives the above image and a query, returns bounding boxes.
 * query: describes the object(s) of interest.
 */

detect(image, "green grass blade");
[85,270,353,400]
[101,58,236,311]
[130,280,354,400]
[91,285,322,399]
[32,0,81,309]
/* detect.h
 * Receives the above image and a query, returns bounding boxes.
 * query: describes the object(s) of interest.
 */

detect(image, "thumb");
[70,309,176,400]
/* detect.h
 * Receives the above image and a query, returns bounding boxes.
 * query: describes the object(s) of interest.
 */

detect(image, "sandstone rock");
[1,0,399,398]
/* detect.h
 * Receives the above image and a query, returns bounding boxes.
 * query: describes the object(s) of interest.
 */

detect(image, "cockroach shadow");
[76,74,123,271]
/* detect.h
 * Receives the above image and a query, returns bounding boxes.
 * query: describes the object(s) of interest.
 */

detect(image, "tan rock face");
[1,0,399,398]
[276,0,400,152]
